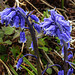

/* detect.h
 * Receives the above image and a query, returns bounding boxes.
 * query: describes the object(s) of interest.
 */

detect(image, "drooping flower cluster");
[40,9,72,44]
[40,9,72,55]
[0,6,41,44]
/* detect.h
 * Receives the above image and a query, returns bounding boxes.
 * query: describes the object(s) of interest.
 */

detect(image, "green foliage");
[38,47,48,52]
[13,30,21,40]
[55,46,60,52]
[0,54,8,62]
[55,37,60,43]
[21,65,35,75]
[0,29,4,38]
[4,40,12,45]
[9,65,18,75]
[0,45,7,54]
[41,10,50,21]
[22,56,37,74]
[2,26,15,35]
[10,46,20,58]
[46,68,52,74]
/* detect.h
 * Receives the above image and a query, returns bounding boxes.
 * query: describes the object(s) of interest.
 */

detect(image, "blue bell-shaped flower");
[20,31,26,43]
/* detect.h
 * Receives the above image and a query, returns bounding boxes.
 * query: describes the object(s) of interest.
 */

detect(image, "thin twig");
[25,0,44,17]
[40,0,66,15]
[16,43,24,62]
[41,50,59,74]
[0,59,12,75]
[70,0,75,5]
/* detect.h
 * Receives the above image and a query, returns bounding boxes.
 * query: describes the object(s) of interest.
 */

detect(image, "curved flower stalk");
[16,54,37,70]
[42,64,62,75]
[42,62,74,75]
[0,6,42,75]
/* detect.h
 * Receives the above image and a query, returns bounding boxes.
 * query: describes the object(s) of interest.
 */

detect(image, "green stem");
[61,0,64,9]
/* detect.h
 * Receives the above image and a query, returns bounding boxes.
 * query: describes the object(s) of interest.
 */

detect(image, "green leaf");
[10,46,20,58]
[0,54,7,62]
[0,38,3,43]
[46,68,52,74]
[4,40,12,45]
[13,30,20,40]
[0,45,7,54]
[38,47,48,52]
[21,54,37,74]
[9,65,18,75]
[2,26,15,35]
[21,65,35,75]
[0,29,4,38]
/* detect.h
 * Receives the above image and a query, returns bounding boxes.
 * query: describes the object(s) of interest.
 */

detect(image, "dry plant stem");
[40,0,66,14]
[63,41,68,75]
[41,50,59,74]
[16,43,24,61]
[0,59,12,75]
[70,0,75,5]
[25,0,44,17]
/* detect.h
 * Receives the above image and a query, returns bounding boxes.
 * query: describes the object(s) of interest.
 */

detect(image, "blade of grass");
[21,65,35,75]
[18,54,37,74]
[61,0,64,9]
[22,56,37,74]
[9,65,18,75]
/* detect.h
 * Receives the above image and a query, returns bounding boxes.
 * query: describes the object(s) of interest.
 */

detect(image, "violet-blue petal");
[13,16,19,28]
[58,70,64,75]
[68,54,73,60]
[59,33,70,43]
[17,7,26,15]
[16,58,23,69]
[20,31,26,43]
[34,24,41,33]
[20,16,25,28]
[67,68,73,75]
[30,15,39,22]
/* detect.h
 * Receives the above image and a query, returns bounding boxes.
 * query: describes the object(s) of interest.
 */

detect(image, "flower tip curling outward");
[30,15,39,22]
[34,23,41,33]
[16,58,23,70]
[68,54,73,60]
[67,68,73,75]
[20,31,26,43]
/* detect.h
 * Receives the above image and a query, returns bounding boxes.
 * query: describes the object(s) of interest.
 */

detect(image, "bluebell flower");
[40,9,72,43]
[67,68,73,75]
[0,7,27,28]
[34,23,41,33]
[20,16,25,28]
[16,54,37,69]
[16,58,23,69]
[12,16,19,27]
[58,70,64,75]
[68,51,73,60]
[30,15,39,22]
[20,31,26,43]
[17,7,26,15]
